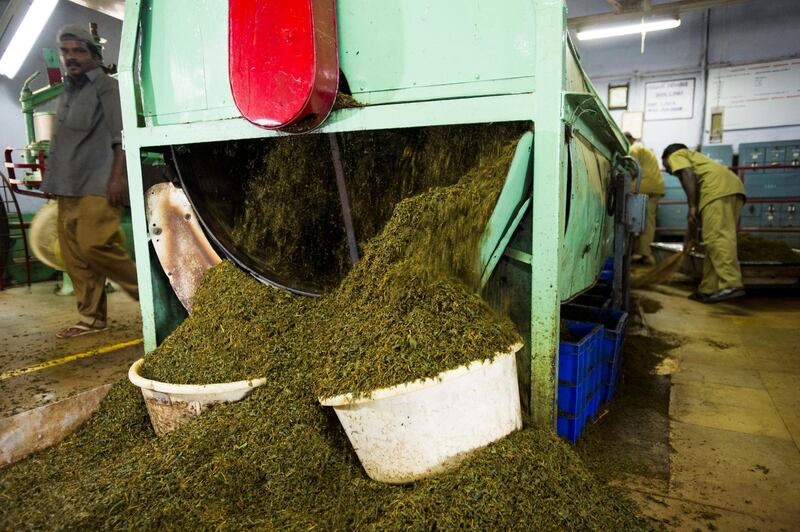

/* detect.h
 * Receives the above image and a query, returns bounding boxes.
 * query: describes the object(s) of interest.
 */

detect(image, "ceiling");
[0,0,123,26]
[66,0,124,20]
[607,0,648,13]
[0,0,123,53]
[567,0,749,28]
[0,0,751,43]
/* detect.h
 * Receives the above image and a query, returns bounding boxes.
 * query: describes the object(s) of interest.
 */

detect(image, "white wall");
[590,69,706,162]
[0,0,122,213]
[569,0,800,161]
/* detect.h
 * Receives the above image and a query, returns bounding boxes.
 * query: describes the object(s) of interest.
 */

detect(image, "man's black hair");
[662,143,688,160]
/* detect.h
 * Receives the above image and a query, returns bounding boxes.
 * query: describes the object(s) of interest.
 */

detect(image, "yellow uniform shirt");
[630,143,665,195]
[667,148,745,212]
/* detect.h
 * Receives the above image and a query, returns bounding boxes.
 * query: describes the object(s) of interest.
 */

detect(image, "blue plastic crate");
[601,351,624,403]
[600,340,623,380]
[559,392,603,444]
[572,293,611,309]
[602,353,622,384]
[601,358,616,382]
[557,413,587,444]
[591,359,602,391]
[588,390,602,420]
[598,269,613,284]
[588,362,603,419]
[561,305,629,363]
[586,284,612,298]
[601,380,617,403]
[603,257,614,270]
[558,368,596,416]
[558,321,604,385]
[600,349,621,399]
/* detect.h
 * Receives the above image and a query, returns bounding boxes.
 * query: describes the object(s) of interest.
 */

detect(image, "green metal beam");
[125,93,539,148]
[118,0,157,352]
[504,247,533,265]
[530,0,567,429]
[478,132,533,287]
[19,74,64,112]
[480,198,531,290]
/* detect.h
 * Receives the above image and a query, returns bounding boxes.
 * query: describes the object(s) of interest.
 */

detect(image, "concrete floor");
[618,284,800,531]
[0,281,143,418]
[1,277,798,528]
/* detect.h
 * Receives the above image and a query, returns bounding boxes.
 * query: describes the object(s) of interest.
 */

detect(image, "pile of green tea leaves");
[0,375,647,530]
[0,131,648,530]
[142,140,523,394]
[737,233,798,262]
[230,123,529,292]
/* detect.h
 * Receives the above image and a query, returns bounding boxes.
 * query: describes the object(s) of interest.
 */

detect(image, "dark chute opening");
[172,122,530,295]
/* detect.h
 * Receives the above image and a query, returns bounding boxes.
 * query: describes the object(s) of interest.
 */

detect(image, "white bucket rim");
[128,358,267,395]
[319,342,523,407]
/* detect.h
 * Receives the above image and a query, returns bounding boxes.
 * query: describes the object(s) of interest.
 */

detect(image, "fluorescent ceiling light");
[577,18,681,41]
[0,0,59,79]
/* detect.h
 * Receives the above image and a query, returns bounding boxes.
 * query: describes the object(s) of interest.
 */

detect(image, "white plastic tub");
[320,343,523,484]
[128,358,266,436]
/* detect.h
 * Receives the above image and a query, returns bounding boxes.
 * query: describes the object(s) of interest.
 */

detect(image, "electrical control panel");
[739,140,800,198]
[700,144,734,166]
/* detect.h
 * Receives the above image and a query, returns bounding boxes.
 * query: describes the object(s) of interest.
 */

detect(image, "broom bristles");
[631,251,686,288]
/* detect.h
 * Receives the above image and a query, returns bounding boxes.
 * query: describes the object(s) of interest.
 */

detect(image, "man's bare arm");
[677,168,699,248]
[106,144,127,207]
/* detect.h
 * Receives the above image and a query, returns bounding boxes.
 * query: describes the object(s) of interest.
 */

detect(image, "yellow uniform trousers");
[636,194,661,261]
[699,194,744,294]
[57,196,138,323]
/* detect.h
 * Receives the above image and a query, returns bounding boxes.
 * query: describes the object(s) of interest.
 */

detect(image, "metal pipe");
[699,9,712,146]
[328,134,359,265]
[20,72,39,164]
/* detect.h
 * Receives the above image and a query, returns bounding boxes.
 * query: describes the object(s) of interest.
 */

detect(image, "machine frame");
[118,0,629,429]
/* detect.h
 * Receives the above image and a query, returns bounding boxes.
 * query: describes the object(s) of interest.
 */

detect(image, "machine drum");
[172,122,529,295]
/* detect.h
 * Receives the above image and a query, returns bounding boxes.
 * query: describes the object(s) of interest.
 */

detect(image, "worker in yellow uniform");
[662,144,746,303]
[625,133,664,265]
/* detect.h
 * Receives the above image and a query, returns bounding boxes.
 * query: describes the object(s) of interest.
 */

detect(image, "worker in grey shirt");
[41,24,138,339]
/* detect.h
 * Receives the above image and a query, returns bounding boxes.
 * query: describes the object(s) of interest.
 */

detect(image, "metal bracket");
[626,193,647,233]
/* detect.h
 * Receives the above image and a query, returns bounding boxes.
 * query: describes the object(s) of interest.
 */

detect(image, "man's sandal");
[56,321,108,339]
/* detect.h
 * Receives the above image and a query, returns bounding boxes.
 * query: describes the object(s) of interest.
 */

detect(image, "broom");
[631,249,687,289]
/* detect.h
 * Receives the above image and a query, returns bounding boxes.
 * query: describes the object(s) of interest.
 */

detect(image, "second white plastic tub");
[320,343,523,484]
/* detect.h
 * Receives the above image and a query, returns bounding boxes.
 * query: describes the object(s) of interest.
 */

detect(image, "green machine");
[3,49,63,192]
[118,0,640,429]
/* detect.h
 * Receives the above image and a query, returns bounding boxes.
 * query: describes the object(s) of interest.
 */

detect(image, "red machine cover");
[229,0,339,132]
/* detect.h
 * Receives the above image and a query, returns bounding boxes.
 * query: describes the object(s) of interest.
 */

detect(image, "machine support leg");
[530,0,567,430]
[612,168,632,311]
[118,0,157,352]
[123,148,157,351]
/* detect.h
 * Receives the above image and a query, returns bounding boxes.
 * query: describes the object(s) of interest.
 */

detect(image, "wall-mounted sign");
[608,84,629,110]
[620,111,643,139]
[644,78,695,121]
[705,59,800,130]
